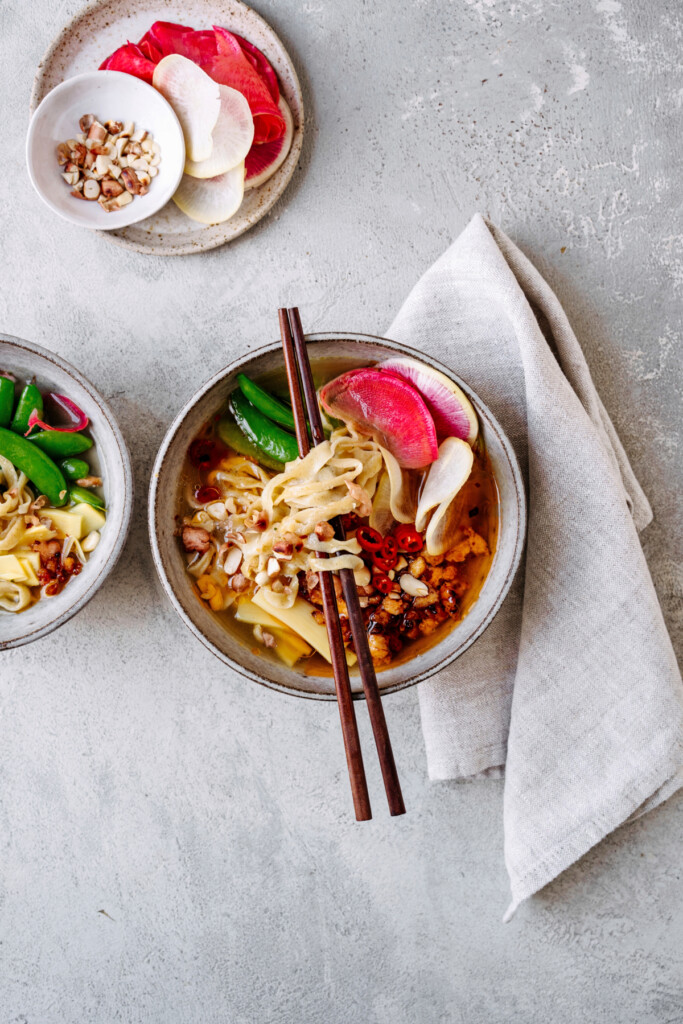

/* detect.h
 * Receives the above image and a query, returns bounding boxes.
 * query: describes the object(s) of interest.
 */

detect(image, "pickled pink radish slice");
[245,97,293,189]
[153,55,221,162]
[319,369,438,469]
[172,163,245,224]
[232,33,279,103]
[378,356,479,444]
[184,85,254,178]
[137,31,163,63]
[415,438,474,554]
[145,21,194,58]
[99,43,156,84]
[204,27,285,144]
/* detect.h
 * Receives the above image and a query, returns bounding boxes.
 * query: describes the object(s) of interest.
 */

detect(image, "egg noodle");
[0,455,89,612]
[183,425,418,613]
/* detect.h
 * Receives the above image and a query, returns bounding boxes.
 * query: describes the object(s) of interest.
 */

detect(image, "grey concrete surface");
[1,0,682,1021]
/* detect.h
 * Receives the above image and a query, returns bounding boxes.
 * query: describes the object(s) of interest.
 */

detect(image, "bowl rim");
[25,69,186,231]
[0,333,134,650]
[149,332,527,700]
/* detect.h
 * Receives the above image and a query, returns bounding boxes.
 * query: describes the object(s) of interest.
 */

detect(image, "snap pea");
[69,484,105,510]
[237,374,295,431]
[217,416,284,473]
[0,427,68,506]
[11,383,43,435]
[0,377,14,428]
[29,431,93,457]
[59,457,90,481]
[229,391,300,466]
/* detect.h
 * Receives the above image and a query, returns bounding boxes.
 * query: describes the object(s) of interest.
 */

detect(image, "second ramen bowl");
[149,333,526,700]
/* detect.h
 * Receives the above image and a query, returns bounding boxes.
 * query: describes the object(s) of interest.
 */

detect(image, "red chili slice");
[372,536,398,571]
[394,524,424,553]
[374,574,394,594]
[195,485,220,504]
[188,439,219,469]
[356,525,383,552]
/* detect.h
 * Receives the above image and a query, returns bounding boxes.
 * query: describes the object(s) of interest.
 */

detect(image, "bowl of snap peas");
[0,334,132,648]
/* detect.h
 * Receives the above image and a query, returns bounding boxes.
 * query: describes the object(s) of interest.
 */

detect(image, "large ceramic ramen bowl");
[149,333,526,699]
[0,335,133,650]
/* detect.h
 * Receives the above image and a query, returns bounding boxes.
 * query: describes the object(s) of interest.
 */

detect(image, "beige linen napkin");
[387,214,683,919]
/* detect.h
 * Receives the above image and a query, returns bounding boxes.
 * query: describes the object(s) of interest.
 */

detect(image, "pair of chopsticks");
[278,307,405,821]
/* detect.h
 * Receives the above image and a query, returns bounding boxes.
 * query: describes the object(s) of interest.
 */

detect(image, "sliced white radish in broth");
[172,163,245,224]
[184,85,254,179]
[153,54,220,162]
[415,437,474,555]
[244,96,293,190]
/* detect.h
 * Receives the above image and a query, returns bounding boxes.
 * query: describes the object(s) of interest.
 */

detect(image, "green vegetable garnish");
[68,484,105,510]
[229,391,299,466]
[59,457,91,481]
[11,383,43,436]
[29,431,93,457]
[0,377,14,428]
[0,427,68,506]
[237,373,295,432]
[217,416,284,472]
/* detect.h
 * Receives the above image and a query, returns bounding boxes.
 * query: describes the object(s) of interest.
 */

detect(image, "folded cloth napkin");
[387,214,683,919]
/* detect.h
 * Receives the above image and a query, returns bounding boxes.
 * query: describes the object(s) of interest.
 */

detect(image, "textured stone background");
[1,0,682,1021]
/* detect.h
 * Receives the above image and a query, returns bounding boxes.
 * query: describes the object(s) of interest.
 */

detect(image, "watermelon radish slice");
[232,32,279,104]
[145,21,194,58]
[202,26,285,144]
[99,43,156,84]
[153,54,221,162]
[378,356,478,444]
[319,369,439,469]
[184,85,254,178]
[245,96,293,189]
[173,163,245,224]
[138,31,163,63]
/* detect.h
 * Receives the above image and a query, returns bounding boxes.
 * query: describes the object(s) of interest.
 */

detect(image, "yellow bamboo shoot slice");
[252,591,356,666]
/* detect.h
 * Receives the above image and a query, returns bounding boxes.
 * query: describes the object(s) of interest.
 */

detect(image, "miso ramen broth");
[177,357,498,675]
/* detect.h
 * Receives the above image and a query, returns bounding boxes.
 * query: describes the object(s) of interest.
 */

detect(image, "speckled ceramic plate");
[30,0,304,256]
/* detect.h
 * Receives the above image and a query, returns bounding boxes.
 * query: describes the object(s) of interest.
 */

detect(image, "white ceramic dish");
[26,70,185,231]
[30,0,304,255]
[0,335,133,650]
[149,334,527,700]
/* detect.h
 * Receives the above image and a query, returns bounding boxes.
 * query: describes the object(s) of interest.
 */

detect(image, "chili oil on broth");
[177,361,499,677]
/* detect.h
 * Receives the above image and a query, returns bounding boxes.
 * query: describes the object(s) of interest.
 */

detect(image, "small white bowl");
[26,70,185,231]
[0,334,133,650]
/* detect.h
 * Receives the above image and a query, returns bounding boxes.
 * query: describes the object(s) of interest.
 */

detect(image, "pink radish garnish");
[231,33,279,104]
[245,97,293,189]
[25,394,88,436]
[378,356,478,444]
[138,31,163,63]
[144,21,194,58]
[99,43,156,84]
[202,27,285,144]
[319,369,438,469]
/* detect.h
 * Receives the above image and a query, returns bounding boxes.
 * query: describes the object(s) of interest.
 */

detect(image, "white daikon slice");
[184,85,254,179]
[416,437,474,555]
[172,164,245,224]
[153,55,220,162]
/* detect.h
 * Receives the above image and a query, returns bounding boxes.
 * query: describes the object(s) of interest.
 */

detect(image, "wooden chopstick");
[279,309,372,821]
[283,307,405,818]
